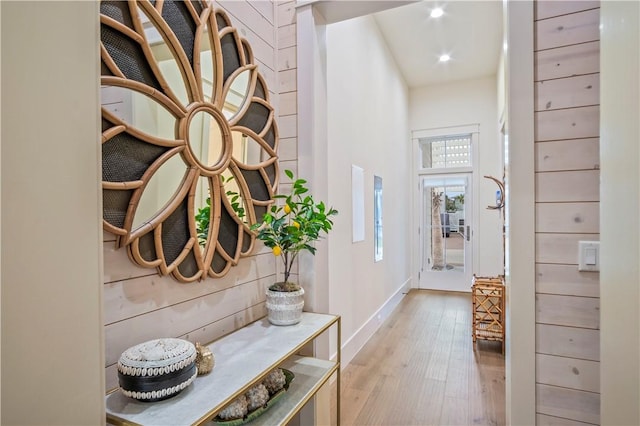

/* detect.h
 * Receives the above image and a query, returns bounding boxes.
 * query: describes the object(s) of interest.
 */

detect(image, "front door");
[419,173,472,292]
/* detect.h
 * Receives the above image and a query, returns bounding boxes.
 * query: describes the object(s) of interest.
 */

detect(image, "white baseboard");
[336,277,411,367]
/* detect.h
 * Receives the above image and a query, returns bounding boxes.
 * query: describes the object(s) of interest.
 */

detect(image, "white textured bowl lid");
[118,338,196,370]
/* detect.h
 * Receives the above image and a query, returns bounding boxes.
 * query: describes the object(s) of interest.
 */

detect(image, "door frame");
[411,124,480,294]
[418,172,474,292]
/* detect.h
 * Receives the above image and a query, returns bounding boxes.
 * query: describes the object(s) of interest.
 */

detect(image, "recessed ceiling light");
[431,7,444,18]
[439,54,451,62]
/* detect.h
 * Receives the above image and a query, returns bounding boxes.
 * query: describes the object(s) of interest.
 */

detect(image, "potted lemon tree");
[252,170,338,325]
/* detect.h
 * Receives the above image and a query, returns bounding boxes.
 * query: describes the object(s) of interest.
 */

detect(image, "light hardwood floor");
[331,289,505,426]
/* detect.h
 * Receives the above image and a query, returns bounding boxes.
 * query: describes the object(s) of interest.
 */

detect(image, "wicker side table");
[471,275,505,354]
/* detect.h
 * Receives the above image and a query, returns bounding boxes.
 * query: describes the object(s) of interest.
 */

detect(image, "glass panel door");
[419,173,472,292]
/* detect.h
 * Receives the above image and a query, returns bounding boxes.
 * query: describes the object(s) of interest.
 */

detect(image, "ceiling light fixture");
[439,54,450,62]
[430,7,444,18]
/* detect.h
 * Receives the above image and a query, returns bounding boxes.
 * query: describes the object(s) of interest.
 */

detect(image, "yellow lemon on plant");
[272,246,282,256]
[283,204,291,214]
[293,221,300,229]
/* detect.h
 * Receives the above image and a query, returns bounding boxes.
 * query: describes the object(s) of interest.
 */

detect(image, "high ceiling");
[372,1,504,88]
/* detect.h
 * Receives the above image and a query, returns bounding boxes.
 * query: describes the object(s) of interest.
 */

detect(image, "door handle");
[466,225,470,241]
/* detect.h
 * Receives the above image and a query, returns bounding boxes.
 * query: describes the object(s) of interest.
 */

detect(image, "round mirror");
[187,110,228,171]
[100,1,279,282]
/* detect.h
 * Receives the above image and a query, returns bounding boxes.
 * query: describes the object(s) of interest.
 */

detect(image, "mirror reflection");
[188,111,225,168]
[101,1,280,281]
[223,70,250,119]
[195,175,212,248]
[199,23,215,103]
[231,131,265,165]
[139,6,190,106]
[102,85,176,140]
[221,170,248,224]
[132,154,188,230]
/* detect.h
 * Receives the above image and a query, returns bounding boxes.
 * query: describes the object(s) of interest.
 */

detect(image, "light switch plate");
[578,241,600,272]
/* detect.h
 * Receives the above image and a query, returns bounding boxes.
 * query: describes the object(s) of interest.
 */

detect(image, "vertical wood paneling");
[535,74,599,111]
[534,3,601,422]
[536,264,599,298]
[537,414,598,426]
[535,9,600,50]
[216,1,275,47]
[279,68,297,93]
[536,1,599,21]
[278,114,297,139]
[537,384,600,425]
[277,1,296,27]
[535,138,599,172]
[279,91,297,116]
[535,105,600,141]
[535,41,600,81]
[279,23,296,48]
[274,1,298,266]
[536,294,599,329]
[278,137,297,161]
[536,353,600,392]
[536,170,600,202]
[249,0,274,24]
[256,58,276,90]
[102,1,279,392]
[278,45,297,71]
[536,324,600,361]
[103,242,158,282]
[104,253,275,324]
[536,202,599,233]
[536,233,598,265]
[278,160,297,179]
[104,277,272,366]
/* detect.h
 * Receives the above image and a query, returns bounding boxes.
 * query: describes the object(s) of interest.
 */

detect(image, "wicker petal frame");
[100,0,279,282]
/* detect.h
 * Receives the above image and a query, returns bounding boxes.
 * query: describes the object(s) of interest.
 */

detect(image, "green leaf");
[285,169,294,179]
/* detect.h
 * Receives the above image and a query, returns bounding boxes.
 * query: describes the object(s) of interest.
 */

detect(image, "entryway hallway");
[332,290,505,425]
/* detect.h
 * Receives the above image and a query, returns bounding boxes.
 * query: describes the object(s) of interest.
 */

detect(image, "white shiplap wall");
[534,2,601,425]
[102,1,279,391]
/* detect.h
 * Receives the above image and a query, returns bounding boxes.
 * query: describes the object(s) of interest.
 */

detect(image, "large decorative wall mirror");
[100,0,279,282]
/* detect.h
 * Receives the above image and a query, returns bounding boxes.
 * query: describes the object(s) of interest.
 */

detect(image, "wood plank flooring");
[332,289,505,426]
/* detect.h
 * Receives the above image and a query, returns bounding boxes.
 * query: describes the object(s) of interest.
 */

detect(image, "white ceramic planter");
[265,287,305,326]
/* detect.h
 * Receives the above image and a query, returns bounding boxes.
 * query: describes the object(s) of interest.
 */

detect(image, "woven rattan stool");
[471,275,505,354]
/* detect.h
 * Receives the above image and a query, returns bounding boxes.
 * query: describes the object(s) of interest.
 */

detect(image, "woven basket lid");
[118,338,196,377]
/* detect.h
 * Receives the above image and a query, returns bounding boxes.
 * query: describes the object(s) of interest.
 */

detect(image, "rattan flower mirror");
[100,0,279,282]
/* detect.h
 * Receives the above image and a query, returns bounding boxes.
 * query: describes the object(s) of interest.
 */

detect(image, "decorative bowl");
[213,369,295,425]
[117,338,197,402]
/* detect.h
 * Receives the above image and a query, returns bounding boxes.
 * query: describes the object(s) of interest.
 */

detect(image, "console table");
[106,313,341,425]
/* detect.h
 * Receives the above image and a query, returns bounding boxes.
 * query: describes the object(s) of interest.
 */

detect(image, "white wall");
[1,2,105,424]
[326,15,412,365]
[504,2,536,423]
[410,77,503,279]
[600,1,640,424]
